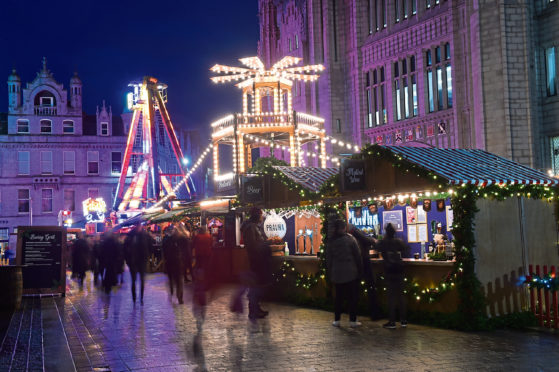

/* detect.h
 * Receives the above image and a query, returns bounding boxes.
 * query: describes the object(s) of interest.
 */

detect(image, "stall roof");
[149,208,188,223]
[272,166,338,192]
[384,146,558,186]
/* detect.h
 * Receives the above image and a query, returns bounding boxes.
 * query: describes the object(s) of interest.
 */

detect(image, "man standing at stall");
[347,224,382,320]
[376,223,409,329]
[240,207,272,320]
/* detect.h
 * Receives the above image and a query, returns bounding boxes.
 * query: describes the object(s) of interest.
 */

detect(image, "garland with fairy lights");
[267,144,556,329]
[523,272,559,291]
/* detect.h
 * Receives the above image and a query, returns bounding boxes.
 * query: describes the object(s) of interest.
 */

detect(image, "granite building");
[0,59,127,243]
[258,0,559,172]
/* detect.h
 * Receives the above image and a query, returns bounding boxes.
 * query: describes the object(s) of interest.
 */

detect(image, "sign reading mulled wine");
[341,159,366,191]
[263,212,287,239]
[16,226,66,295]
[242,176,264,203]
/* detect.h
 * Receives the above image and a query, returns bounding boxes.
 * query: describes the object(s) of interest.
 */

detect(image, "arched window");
[40,119,52,134]
[63,120,74,134]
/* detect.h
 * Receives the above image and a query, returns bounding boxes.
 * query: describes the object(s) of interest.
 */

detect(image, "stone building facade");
[258,0,559,172]
[0,60,127,242]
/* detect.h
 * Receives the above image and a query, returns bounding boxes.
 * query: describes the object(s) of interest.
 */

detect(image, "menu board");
[17,226,66,295]
[383,210,404,232]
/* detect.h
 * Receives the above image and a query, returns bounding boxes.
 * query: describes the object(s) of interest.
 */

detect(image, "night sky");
[0,0,259,139]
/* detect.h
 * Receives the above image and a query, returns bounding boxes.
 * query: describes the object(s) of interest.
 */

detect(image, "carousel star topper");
[210,56,325,87]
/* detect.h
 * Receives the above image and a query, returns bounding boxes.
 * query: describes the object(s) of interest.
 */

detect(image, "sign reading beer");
[340,159,366,192]
[263,212,286,239]
[242,176,264,202]
[82,197,107,223]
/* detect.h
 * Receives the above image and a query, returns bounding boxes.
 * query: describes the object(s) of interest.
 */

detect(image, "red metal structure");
[113,76,191,211]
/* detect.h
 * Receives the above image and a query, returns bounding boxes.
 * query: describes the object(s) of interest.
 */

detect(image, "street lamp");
[182,157,189,166]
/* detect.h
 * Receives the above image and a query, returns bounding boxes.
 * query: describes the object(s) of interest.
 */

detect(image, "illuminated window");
[0,228,8,241]
[446,64,453,108]
[545,47,557,97]
[336,119,342,133]
[42,189,53,213]
[17,120,29,133]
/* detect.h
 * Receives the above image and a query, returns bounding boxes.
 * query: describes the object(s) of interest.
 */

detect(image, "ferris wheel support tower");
[113,76,189,211]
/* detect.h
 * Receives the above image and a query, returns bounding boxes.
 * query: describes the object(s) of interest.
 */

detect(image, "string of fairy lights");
[147,144,213,211]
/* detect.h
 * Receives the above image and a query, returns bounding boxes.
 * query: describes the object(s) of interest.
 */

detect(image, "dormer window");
[40,96,54,106]
[100,122,109,136]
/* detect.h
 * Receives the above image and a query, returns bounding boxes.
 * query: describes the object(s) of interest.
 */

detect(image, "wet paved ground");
[1,272,559,372]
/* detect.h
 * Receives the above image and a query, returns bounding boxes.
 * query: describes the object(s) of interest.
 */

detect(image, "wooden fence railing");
[527,264,558,328]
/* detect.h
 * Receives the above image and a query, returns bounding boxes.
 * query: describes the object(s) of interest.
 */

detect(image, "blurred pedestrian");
[192,226,214,329]
[326,219,363,327]
[162,225,185,304]
[115,233,126,285]
[348,224,382,320]
[92,235,103,285]
[238,207,272,320]
[72,237,90,287]
[376,223,409,329]
[125,224,151,304]
[100,230,120,294]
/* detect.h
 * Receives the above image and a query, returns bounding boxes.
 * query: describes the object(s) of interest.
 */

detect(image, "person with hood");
[347,224,382,320]
[376,223,409,329]
[239,207,272,319]
[326,219,363,327]
[191,225,214,329]
[125,224,151,304]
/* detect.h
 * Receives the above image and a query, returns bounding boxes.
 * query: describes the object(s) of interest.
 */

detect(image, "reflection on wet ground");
[1,271,559,371]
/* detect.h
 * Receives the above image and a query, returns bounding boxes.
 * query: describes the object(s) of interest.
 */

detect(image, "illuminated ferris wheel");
[113,76,193,212]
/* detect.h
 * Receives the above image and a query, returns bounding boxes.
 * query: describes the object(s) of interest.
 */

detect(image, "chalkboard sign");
[242,175,264,203]
[16,226,66,295]
[340,159,366,192]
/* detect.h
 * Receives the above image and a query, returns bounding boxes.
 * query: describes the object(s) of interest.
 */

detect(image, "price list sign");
[17,226,66,295]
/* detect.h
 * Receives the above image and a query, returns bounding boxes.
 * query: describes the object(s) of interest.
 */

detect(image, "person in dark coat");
[347,224,382,320]
[240,207,272,319]
[326,219,363,327]
[162,225,185,304]
[125,224,151,304]
[92,236,103,285]
[100,231,120,294]
[72,237,90,287]
[192,226,214,330]
[376,223,409,329]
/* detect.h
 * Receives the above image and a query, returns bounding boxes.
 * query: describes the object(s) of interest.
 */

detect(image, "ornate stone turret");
[8,69,21,111]
[70,72,82,109]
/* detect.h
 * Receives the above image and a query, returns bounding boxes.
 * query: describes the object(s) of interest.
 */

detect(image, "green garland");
[268,143,557,330]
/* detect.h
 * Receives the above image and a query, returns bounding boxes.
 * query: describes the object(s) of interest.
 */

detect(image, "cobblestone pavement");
[1,272,559,372]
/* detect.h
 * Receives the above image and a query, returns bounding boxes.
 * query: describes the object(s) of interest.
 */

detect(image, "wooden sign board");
[16,226,66,296]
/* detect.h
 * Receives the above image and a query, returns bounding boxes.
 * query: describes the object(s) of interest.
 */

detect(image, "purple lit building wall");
[258,0,559,172]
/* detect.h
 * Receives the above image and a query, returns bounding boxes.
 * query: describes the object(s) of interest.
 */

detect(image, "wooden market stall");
[241,145,558,322]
